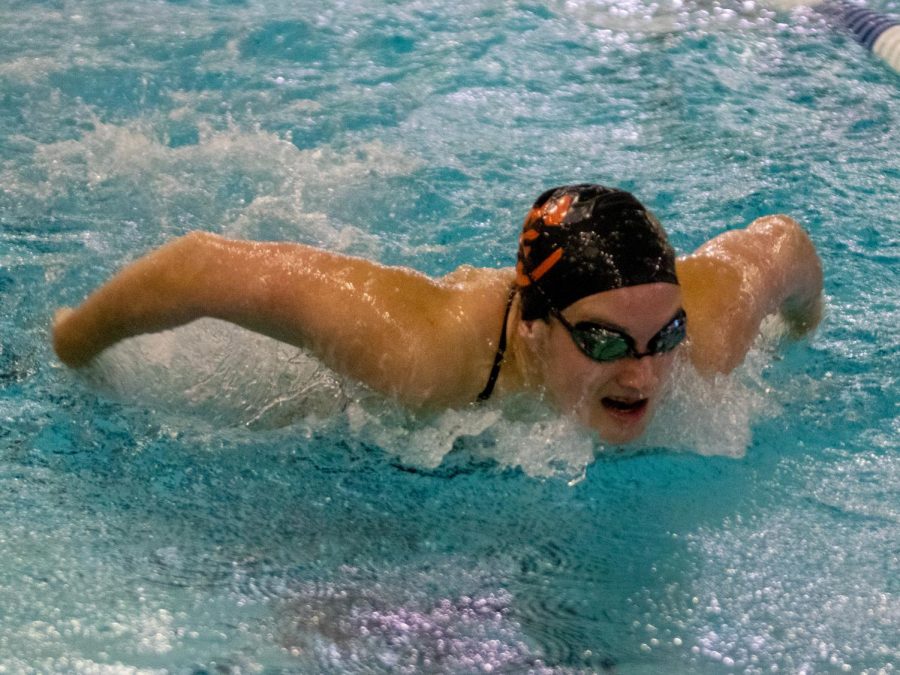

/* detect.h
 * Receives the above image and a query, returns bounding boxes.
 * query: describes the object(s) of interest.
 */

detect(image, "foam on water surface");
[77,314,776,479]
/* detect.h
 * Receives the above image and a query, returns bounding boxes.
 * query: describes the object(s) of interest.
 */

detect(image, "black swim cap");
[515,184,678,321]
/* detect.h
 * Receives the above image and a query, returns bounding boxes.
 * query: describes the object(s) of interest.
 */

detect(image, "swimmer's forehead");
[561,283,683,331]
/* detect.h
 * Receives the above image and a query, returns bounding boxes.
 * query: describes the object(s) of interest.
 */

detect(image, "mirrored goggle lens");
[573,328,631,362]
[652,315,687,353]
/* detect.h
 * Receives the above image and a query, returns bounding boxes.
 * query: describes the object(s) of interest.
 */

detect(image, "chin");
[595,425,646,445]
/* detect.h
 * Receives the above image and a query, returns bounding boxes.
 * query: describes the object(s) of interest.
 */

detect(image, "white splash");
[79,314,784,478]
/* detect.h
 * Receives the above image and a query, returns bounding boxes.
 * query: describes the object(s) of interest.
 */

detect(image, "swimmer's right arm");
[52,232,502,406]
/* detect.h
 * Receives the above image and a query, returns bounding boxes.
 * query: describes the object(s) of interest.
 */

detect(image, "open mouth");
[601,397,648,414]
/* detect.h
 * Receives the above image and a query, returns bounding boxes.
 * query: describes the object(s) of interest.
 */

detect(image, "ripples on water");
[1,0,898,672]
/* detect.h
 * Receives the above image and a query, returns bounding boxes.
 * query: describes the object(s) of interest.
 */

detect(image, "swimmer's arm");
[53,232,498,406]
[676,215,823,375]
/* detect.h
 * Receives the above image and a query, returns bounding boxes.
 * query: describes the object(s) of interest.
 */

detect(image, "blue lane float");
[817,0,900,72]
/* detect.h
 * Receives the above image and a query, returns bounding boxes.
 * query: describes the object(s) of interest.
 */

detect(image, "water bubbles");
[267,568,561,673]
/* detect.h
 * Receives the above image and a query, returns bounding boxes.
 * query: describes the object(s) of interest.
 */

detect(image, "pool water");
[1,0,898,672]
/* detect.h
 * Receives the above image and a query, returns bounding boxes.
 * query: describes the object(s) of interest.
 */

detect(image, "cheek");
[651,351,678,385]
[561,352,676,404]
[543,351,617,404]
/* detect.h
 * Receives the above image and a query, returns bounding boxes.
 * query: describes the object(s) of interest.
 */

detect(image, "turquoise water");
[2,0,898,672]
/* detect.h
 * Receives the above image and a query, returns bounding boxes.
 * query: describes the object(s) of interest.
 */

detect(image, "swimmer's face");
[523,283,684,444]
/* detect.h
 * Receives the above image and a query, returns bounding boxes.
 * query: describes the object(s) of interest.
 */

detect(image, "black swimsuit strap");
[476,286,516,402]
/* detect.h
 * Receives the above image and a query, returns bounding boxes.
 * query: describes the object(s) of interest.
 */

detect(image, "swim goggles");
[550,307,687,362]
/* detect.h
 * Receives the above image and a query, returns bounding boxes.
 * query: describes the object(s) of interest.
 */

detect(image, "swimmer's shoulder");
[676,252,741,299]
[420,266,518,402]
[437,265,516,326]
[676,253,746,373]
[440,264,515,291]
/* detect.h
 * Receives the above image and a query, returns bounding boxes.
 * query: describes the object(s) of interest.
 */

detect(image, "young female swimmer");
[52,184,823,444]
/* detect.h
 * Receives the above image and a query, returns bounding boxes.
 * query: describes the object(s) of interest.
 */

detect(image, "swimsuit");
[476,286,516,402]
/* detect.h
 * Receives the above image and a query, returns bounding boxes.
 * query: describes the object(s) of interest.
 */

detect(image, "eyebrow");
[572,308,686,335]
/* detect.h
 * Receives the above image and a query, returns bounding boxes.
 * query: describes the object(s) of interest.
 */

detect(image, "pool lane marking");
[766,0,900,74]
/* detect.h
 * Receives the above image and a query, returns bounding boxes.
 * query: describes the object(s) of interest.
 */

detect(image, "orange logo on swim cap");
[524,248,564,284]
[540,193,572,226]
[516,193,573,287]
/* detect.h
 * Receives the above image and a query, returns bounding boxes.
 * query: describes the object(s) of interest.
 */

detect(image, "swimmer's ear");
[517,318,549,345]
[518,319,538,338]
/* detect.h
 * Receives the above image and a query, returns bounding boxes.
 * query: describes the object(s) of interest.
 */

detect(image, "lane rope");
[766,1,900,72]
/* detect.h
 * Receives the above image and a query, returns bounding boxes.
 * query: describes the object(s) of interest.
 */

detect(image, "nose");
[616,354,659,393]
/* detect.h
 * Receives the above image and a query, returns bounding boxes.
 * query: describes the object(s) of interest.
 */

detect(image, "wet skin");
[522,283,683,444]
[51,216,823,441]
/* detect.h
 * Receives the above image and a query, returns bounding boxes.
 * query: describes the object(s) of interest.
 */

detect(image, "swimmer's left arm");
[677,214,824,375]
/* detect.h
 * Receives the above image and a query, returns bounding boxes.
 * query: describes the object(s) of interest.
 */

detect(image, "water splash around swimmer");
[77,314,772,479]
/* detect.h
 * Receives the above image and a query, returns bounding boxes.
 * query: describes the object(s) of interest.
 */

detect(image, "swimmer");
[52,184,823,443]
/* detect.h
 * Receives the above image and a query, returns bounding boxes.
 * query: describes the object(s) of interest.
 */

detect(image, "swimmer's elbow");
[749,214,821,280]
[747,213,801,234]
[180,229,221,247]
[690,350,745,378]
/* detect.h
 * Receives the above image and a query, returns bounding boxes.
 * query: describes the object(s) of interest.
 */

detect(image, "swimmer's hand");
[50,232,212,369]
[53,307,97,368]
[781,293,824,339]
